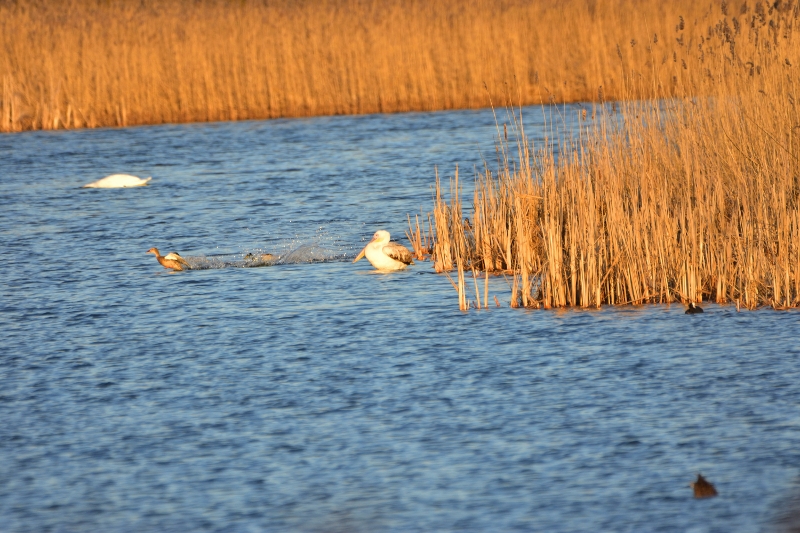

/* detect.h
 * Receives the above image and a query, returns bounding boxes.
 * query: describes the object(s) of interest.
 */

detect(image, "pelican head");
[353,230,391,263]
[371,230,390,244]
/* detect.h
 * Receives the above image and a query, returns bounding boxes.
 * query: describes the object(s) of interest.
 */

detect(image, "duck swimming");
[685,302,704,314]
[689,474,718,498]
[353,230,414,271]
[147,248,190,271]
[244,253,275,262]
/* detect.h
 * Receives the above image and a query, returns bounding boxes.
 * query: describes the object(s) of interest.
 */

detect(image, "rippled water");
[2,107,800,533]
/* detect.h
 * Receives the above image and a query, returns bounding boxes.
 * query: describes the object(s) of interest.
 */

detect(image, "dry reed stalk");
[442,270,468,311]
[484,269,490,309]
[2,0,713,132]
[471,267,482,309]
[406,213,431,260]
[438,167,470,311]
[432,169,457,272]
[432,2,800,310]
[457,260,468,311]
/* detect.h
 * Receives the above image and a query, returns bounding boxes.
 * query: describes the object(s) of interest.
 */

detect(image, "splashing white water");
[180,240,351,270]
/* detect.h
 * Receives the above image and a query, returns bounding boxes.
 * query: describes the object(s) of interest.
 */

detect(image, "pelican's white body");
[353,230,413,271]
[83,174,152,188]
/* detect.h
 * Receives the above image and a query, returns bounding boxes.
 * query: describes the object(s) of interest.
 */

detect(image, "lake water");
[2,106,800,533]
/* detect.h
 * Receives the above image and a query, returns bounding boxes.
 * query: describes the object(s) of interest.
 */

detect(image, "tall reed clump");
[432,1,800,310]
[1,0,708,132]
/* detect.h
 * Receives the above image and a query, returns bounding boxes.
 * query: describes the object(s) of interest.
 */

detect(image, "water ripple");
[1,107,798,533]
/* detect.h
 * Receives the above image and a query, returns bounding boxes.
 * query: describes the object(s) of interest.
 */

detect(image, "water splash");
[278,242,350,264]
[182,240,351,270]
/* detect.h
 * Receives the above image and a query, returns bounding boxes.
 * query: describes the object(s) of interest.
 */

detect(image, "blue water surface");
[1,106,800,533]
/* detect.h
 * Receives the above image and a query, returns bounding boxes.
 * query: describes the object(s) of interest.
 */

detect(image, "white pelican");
[353,230,414,271]
[147,248,190,271]
[83,174,152,188]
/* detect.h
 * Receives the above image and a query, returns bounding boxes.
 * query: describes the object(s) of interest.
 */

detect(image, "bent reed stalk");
[431,2,800,311]
[3,0,707,132]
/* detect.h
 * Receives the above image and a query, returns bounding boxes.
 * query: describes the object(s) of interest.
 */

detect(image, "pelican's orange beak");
[353,247,367,263]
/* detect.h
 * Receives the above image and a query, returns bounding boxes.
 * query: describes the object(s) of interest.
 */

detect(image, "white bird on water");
[353,230,414,271]
[82,174,152,188]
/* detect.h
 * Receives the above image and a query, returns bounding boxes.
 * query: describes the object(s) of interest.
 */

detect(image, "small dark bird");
[685,302,704,314]
[690,474,718,498]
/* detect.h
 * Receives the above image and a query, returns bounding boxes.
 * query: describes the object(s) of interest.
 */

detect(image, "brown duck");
[244,253,275,262]
[690,474,718,498]
[147,248,190,271]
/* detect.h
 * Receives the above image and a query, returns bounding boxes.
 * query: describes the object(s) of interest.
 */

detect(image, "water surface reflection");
[1,107,798,532]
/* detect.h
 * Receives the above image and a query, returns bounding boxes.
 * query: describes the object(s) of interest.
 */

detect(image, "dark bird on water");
[690,474,718,498]
[685,302,704,314]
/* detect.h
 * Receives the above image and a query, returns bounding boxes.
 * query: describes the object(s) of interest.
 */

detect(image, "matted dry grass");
[2,0,705,131]
[429,1,800,310]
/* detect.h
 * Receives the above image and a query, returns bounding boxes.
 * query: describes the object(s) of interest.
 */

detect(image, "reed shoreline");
[421,1,800,310]
[2,0,706,132]
[5,0,799,313]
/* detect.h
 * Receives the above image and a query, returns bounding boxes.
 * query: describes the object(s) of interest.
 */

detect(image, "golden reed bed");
[423,1,800,310]
[3,0,704,132]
